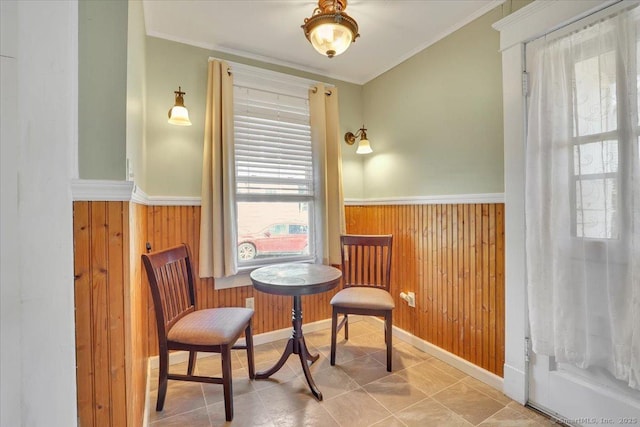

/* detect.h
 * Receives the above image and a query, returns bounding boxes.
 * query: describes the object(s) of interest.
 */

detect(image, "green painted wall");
[361,5,510,198]
[79,0,533,196]
[78,0,128,180]
[126,0,146,189]
[144,36,364,198]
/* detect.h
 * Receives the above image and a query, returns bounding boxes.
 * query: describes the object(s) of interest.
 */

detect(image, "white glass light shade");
[168,106,192,126]
[356,138,372,154]
[309,23,353,58]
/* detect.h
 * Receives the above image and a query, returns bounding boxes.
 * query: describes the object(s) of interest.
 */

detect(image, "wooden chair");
[330,234,395,371]
[142,244,255,422]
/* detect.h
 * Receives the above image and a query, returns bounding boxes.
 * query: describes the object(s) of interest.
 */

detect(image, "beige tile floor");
[148,320,557,427]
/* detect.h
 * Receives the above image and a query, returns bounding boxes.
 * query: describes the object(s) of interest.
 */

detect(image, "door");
[524,4,640,424]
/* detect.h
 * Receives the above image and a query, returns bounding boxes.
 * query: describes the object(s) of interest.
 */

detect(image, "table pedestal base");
[255,295,323,400]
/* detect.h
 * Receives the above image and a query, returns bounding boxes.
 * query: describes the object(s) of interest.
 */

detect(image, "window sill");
[214,272,253,290]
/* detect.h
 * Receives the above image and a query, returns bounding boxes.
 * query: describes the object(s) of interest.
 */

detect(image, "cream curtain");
[199,60,237,278]
[309,84,345,266]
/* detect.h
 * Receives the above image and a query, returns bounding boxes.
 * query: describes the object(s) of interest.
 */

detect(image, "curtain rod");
[310,86,332,96]
[208,57,333,95]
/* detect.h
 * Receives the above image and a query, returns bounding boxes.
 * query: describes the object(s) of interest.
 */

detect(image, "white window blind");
[234,86,313,197]
[221,60,329,268]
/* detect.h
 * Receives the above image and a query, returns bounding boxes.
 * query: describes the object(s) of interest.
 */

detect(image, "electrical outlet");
[245,297,255,310]
[407,292,416,308]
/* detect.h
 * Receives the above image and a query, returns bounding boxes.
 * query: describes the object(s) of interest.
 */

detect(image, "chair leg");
[344,314,349,340]
[221,345,234,421]
[385,311,393,372]
[156,348,169,411]
[245,321,255,379]
[330,308,338,366]
[187,351,197,375]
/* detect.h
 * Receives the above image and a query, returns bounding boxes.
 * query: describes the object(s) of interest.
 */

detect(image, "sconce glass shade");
[168,106,191,126]
[302,0,359,58]
[168,87,192,126]
[356,138,372,154]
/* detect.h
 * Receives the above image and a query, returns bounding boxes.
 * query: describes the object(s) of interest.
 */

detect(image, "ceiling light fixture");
[168,86,192,126]
[302,0,359,59]
[345,125,372,154]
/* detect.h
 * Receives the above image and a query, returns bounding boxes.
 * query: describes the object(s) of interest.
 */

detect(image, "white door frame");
[492,0,619,405]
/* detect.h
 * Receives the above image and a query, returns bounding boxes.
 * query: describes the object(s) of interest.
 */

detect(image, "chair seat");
[330,287,395,310]
[168,307,254,346]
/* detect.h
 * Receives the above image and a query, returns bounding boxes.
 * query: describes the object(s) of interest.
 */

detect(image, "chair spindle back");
[340,234,393,291]
[142,244,196,339]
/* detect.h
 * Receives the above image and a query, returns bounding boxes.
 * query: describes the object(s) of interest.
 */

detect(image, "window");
[231,63,322,267]
[569,39,638,239]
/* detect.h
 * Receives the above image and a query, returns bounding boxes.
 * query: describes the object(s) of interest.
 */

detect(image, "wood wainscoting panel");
[74,199,505,427]
[73,201,95,426]
[73,201,148,427]
[345,204,505,376]
[128,202,148,426]
[73,201,129,426]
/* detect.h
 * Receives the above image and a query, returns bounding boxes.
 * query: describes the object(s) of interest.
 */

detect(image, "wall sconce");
[344,125,372,154]
[168,86,192,126]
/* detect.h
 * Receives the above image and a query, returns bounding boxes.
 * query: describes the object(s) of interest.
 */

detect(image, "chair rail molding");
[345,193,504,206]
[71,181,504,207]
[71,179,134,201]
[71,179,202,205]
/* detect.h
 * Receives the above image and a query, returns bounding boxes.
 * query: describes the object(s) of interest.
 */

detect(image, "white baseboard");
[362,316,504,392]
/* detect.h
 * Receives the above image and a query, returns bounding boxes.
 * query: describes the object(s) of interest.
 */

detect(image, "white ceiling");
[143,0,504,85]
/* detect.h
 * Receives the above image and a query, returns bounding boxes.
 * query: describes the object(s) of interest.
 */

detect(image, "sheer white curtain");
[526,7,640,390]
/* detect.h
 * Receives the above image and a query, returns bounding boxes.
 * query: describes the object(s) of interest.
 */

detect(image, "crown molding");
[147,0,507,86]
[146,31,361,85]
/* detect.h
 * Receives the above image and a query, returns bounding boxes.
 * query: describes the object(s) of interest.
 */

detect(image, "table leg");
[298,334,323,400]
[254,295,323,400]
[254,338,293,379]
[302,336,319,363]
